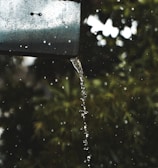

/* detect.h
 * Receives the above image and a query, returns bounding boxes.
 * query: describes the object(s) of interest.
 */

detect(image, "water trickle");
[70,57,92,168]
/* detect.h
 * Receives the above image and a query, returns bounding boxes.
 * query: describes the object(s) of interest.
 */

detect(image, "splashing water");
[70,57,92,168]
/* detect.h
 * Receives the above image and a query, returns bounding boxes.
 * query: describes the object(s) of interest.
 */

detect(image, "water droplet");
[85,133,89,138]
[131,7,135,11]
[154,27,158,32]
[115,125,119,128]
[120,6,124,10]
[67,142,70,146]
[96,9,100,13]
[48,42,51,46]
[83,147,89,151]
[136,131,140,136]
[87,155,91,161]
[123,87,127,91]
[109,160,113,165]
[68,40,72,43]
[104,82,108,86]
[43,40,46,44]
[124,120,128,124]
[84,125,87,130]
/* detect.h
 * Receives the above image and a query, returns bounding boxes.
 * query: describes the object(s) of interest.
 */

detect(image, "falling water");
[70,57,92,168]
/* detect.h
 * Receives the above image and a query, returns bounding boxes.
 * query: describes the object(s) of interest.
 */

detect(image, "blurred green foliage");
[0,0,158,168]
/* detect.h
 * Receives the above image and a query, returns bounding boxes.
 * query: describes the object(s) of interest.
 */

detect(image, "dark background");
[0,0,158,167]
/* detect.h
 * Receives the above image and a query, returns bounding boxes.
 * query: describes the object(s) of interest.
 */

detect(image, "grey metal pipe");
[0,0,81,58]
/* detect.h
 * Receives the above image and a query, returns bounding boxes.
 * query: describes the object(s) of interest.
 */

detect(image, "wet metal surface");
[0,0,80,58]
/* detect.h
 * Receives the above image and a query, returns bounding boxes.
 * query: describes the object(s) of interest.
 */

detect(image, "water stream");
[70,57,92,168]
